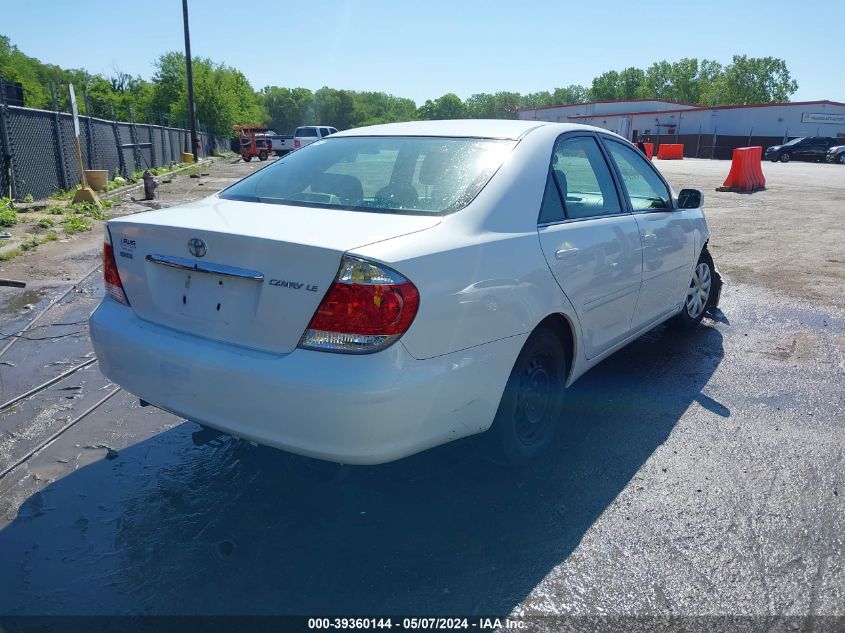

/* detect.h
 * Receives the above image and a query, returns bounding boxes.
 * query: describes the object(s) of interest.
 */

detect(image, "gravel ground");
[0,155,842,626]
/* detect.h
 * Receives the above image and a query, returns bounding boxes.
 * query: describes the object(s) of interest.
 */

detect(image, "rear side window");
[296,127,318,137]
[219,136,516,215]
[538,173,565,224]
[605,140,672,211]
[551,136,621,220]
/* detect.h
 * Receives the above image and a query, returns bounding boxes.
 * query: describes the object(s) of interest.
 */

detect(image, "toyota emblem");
[188,238,207,258]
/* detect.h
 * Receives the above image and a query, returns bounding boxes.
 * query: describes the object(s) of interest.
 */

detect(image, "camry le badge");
[188,238,207,258]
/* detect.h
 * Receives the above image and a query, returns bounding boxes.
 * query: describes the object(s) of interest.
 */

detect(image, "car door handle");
[555,247,579,260]
[642,233,657,243]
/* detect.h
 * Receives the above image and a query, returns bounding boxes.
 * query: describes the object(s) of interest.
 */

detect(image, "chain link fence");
[0,101,231,201]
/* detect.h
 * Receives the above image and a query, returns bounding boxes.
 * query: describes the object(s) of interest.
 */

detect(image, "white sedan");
[90,120,720,465]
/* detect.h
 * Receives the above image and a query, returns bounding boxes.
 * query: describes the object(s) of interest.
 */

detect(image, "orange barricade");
[718,146,766,193]
[643,142,654,160]
[656,143,684,160]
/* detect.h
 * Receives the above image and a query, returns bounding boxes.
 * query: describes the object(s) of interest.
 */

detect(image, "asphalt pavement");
[0,156,842,626]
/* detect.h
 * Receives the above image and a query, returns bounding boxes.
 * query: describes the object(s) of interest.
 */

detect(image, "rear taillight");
[103,230,130,306]
[294,139,301,149]
[299,256,419,354]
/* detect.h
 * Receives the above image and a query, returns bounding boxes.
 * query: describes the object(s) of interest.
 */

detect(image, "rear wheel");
[242,155,252,162]
[670,249,714,330]
[490,326,568,465]
[838,153,845,165]
[780,152,791,163]
[258,150,268,161]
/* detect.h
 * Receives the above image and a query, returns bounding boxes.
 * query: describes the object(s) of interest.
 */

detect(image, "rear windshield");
[296,127,318,137]
[219,136,517,215]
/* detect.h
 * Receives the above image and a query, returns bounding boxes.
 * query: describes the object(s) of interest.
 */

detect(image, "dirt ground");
[657,158,845,313]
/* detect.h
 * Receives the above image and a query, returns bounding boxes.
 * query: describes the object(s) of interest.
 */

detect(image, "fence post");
[159,113,168,166]
[0,72,18,200]
[747,127,752,147]
[110,105,127,178]
[128,105,141,174]
[711,127,718,160]
[50,84,70,191]
[696,125,701,159]
[83,90,97,170]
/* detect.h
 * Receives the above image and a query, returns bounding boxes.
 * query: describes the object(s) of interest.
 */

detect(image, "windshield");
[783,137,805,146]
[219,136,516,215]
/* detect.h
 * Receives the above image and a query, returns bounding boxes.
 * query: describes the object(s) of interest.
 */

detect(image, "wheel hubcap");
[685,262,712,319]
[514,357,553,446]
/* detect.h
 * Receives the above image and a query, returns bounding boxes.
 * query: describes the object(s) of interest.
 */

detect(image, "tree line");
[1,34,799,136]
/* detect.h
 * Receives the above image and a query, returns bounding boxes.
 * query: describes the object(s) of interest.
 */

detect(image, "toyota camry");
[90,120,720,465]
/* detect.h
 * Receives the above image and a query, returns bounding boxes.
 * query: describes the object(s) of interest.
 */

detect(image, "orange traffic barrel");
[717,146,766,193]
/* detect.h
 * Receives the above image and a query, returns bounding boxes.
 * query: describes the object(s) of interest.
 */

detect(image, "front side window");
[550,136,621,220]
[220,136,516,215]
[605,140,672,211]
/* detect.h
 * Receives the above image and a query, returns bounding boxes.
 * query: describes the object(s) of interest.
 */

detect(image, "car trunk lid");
[107,197,440,354]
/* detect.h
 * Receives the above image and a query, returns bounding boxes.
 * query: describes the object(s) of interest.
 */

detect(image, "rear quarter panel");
[352,127,583,363]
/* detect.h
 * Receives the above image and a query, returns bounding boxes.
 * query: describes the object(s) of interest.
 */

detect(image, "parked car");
[294,125,338,150]
[826,144,845,164]
[269,134,295,156]
[90,120,721,466]
[764,137,838,162]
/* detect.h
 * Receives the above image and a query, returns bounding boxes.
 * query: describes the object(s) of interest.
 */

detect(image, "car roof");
[332,119,604,140]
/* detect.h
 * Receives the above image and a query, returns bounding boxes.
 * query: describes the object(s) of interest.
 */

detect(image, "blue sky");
[4,0,843,104]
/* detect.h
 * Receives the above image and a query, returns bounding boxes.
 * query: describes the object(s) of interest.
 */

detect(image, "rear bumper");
[90,299,523,464]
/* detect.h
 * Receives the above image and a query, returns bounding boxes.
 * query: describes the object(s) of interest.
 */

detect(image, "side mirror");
[678,188,703,209]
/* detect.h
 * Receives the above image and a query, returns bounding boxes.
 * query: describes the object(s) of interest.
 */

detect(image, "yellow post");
[68,84,101,208]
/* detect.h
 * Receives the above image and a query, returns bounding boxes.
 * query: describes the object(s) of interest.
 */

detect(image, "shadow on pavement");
[0,324,725,616]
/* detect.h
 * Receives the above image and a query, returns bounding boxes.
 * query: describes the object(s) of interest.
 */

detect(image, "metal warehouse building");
[519,98,845,159]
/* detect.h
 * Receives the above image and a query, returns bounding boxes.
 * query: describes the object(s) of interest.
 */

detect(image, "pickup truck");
[268,134,295,156]
[294,126,339,150]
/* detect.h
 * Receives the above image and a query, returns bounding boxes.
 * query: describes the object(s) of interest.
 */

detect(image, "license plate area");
[174,270,260,325]
[145,255,263,327]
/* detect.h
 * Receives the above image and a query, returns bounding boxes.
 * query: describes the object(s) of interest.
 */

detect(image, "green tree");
[589,70,621,101]
[417,93,467,120]
[152,52,266,135]
[712,55,798,105]
[551,85,588,105]
[262,86,314,133]
[618,67,645,100]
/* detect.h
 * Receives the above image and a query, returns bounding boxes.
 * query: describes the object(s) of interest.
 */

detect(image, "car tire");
[258,150,268,161]
[839,154,845,165]
[780,152,791,163]
[489,326,568,465]
[669,248,715,331]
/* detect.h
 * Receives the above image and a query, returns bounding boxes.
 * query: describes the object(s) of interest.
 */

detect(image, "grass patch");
[0,248,22,261]
[62,215,92,235]
[0,208,17,227]
[50,188,77,201]
[20,234,40,251]
[37,217,55,229]
[67,201,106,220]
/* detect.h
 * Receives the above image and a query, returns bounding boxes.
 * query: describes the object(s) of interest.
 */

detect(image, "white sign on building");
[802,112,845,125]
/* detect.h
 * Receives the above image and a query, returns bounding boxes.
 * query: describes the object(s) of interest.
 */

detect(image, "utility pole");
[182,0,199,161]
